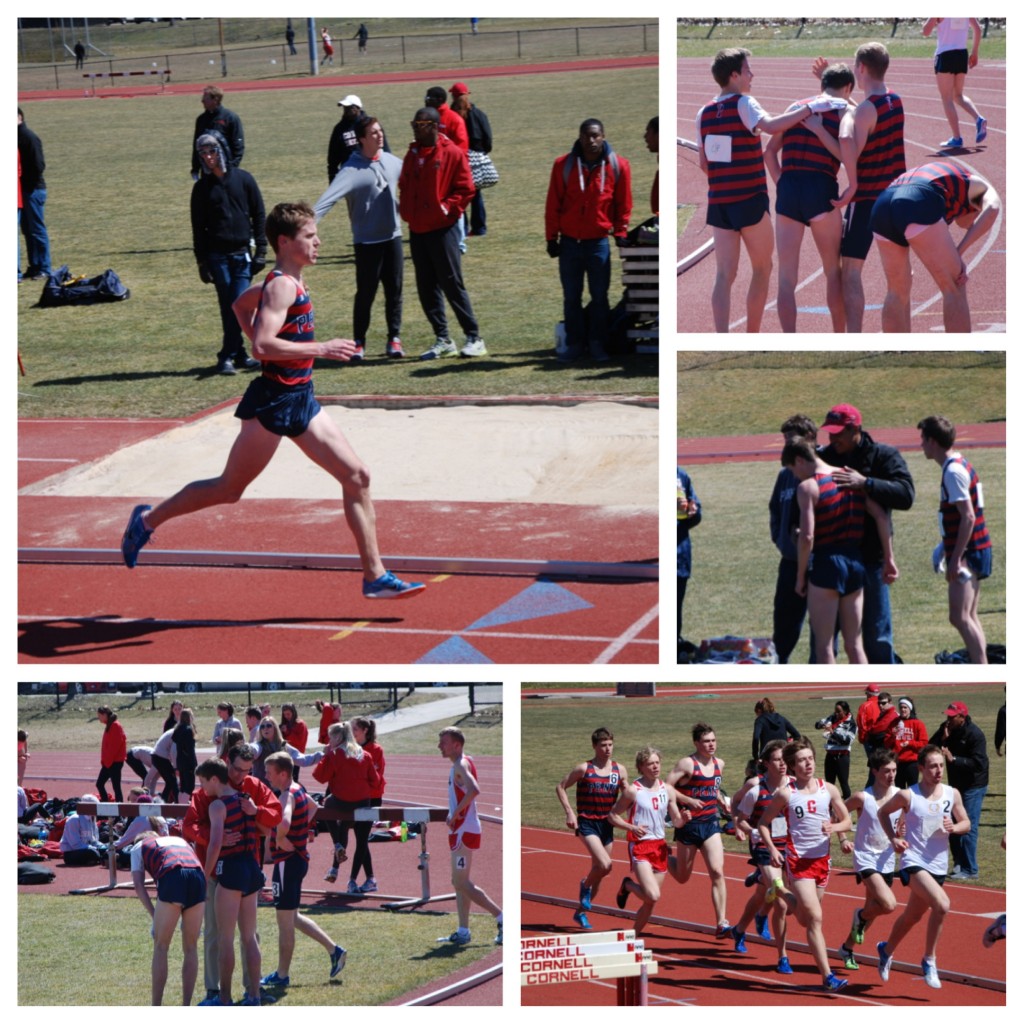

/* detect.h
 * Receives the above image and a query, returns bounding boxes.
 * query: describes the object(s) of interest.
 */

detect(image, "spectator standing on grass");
[173,708,199,799]
[315,116,405,361]
[192,130,267,377]
[450,82,493,238]
[74,41,85,70]
[923,19,987,148]
[885,698,928,788]
[676,465,701,657]
[928,700,988,879]
[285,23,296,56]
[212,703,242,747]
[351,716,385,888]
[819,403,914,663]
[918,414,992,661]
[545,118,632,362]
[96,706,127,803]
[814,700,855,799]
[399,107,485,360]
[191,86,244,179]
[354,24,368,54]
[253,717,322,783]
[751,698,800,760]
[994,697,1004,756]
[644,115,659,215]
[425,86,470,255]
[245,707,262,744]
[327,96,392,182]
[17,107,51,282]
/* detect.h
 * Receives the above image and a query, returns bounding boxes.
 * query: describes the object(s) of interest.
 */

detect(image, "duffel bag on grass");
[39,264,130,307]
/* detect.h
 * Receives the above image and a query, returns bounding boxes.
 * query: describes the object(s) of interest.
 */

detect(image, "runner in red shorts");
[608,746,685,936]
[758,737,852,992]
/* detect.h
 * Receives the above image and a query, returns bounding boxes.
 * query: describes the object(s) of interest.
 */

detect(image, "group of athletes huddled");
[557,724,1005,995]
[691,19,1000,333]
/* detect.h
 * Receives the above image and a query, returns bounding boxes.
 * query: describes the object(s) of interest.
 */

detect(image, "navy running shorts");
[156,866,207,909]
[215,853,265,896]
[235,377,321,438]
[935,49,969,75]
[776,170,839,226]
[577,817,615,846]
[272,854,308,911]
[707,192,770,232]
[965,546,993,580]
[809,549,866,596]
[673,818,722,847]
[902,865,946,887]
[869,183,946,247]
[855,867,895,887]
[840,199,878,260]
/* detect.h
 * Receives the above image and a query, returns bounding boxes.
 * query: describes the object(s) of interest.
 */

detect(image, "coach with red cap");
[820,403,914,663]
[928,700,988,879]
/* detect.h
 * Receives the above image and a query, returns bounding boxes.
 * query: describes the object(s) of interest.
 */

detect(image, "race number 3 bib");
[704,134,733,163]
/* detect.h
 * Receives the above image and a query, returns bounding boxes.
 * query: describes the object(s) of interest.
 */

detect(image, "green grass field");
[677,18,1006,58]
[521,682,1006,888]
[17,893,498,1005]
[17,62,657,418]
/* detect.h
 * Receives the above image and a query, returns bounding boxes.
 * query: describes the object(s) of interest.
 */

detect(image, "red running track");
[18,416,657,664]
[521,825,1005,1006]
[678,56,1006,333]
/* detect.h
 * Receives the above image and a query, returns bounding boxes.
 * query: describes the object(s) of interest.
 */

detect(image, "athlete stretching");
[555,727,628,929]
[120,201,424,601]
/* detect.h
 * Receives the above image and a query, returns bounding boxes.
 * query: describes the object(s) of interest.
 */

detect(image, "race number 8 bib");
[704,134,733,163]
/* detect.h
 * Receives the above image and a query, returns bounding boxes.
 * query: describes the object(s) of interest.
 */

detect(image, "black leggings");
[325,795,373,879]
[96,762,124,802]
[150,754,178,803]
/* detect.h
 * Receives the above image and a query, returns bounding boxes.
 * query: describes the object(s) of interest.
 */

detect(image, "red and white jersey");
[785,778,831,858]
[626,779,668,842]
[448,756,481,837]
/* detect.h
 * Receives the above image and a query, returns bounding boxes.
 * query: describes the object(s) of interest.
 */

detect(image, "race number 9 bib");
[704,134,733,163]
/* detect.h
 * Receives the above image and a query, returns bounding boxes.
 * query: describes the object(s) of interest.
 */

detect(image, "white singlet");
[902,783,955,875]
[852,786,900,873]
[627,778,668,841]
[786,778,831,858]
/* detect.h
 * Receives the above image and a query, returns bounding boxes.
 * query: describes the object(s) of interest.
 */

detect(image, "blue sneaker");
[730,926,747,953]
[579,878,593,911]
[755,913,771,940]
[438,928,471,945]
[823,973,848,992]
[330,945,347,978]
[260,971,289,988]
[362,570,425,599]
[976,117,988,143]
[121,504,153,568]
[877,941,893,982]
[240,994,262,1006]
[573,909,591,930]
[777,956,793,975]
[940,135,964,149]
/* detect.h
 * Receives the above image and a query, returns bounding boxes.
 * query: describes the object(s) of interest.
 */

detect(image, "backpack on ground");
[39,264,130,307]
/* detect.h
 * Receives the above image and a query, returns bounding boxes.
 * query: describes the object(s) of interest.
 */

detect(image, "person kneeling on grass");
[259,752,347,992]
[131,830,207,1005]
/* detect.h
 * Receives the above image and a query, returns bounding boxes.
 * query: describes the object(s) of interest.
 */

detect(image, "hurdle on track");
[677,137,715,275]
[520,929,655,1005]
[18,546,658,582]
[83,69,170,95]
[522,892,1005,993]
[70,802,458,910]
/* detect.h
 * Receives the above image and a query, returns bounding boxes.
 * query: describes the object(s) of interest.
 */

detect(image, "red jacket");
[182,776,282,863]
[399,133,475,234]
[318,706,336,745]
[437,103,469,152]
[885,717,929,763]
[101,721,127,767]
[545,146,632,241]
[281,718,308,753]
[364,741,386,800]
[312,747,380,802]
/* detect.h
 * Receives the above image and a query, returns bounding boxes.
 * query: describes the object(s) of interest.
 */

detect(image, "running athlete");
[757,737,852,992]
[608,746,685,936]
[555,727,628,929]
[120,201,424,601]
[875,744,970,989]
[197,757,264,1006]
[871,161,1000,332]
[730,740,793,973]
[781,438,898,664]
[259,752,347,991]
[918,414,993,660]
[666,722,732,936]
[764,64,856,332]
[131,831,207,1005]
[835,749,901,971]
[697,48,815,333]
[923,19,987,147]
[813,42,906,332]
[438,727,502,946]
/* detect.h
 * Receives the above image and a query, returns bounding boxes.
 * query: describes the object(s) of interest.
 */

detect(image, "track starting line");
[18,547,658,582]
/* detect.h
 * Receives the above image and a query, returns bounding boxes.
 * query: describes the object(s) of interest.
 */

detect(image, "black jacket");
[192,105,244,176]
[928,715,989,791]
[17,122,46,193]
[465,106,493,153]
[327,113,390,183]
[821,429,914,562]
[190,135,266,262]
[752,711,800,760]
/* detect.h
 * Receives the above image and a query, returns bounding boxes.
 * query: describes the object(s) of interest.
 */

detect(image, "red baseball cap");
[821,404,862,434]
[945,701,969,717]
[450,82,470,96]
[865,684,880,695]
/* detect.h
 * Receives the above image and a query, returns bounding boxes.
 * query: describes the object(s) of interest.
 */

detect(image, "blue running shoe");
[755,913,771,940]
[573,909,591,930]
[330,945,347,978]
[877,941,893,982]
[121,504,153,568]
[240,994,262,1006]
[823,973,848,992]
[976,117,988,143]
[922,958,941,989]
[579,878,593,911]
[940,135,964,149]
[777,956,793,975]
[438,929,471,945]
[983,914,1006,948]
[362,570,425,599]
[730,926,747,953]
[259,971,289,988]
